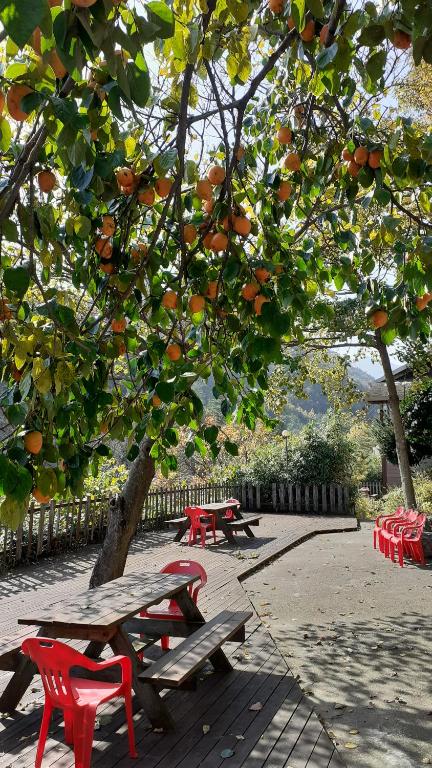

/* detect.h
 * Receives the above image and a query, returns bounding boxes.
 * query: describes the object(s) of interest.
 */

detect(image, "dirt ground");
[245,522,432,768]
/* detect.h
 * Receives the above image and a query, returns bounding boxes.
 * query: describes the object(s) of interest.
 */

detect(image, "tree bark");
[89,437,155,588]
[375,330,417,509]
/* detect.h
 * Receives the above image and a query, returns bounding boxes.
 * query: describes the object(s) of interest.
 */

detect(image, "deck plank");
[0,514,351,768]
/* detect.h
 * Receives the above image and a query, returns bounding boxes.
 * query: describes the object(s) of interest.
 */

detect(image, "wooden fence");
[359,480,382,497]
[0,480,353,568]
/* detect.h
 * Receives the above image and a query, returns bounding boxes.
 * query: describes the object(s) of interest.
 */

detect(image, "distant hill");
[194,363,376,432]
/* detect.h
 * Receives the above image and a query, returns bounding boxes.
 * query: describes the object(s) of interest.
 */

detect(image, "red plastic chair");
[22,637,137,768]
[140,560,207,651]
[389,514,426,566]
[373,506,404,549]
[223,498,240,521]
[381,509,417,557]
[185,506,216,547]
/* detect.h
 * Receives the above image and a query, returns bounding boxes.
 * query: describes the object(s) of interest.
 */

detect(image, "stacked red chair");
[140,560,207,651]
[185,506,216,547]
[22,637,137,768]
[380,509,417,557]
[388,513,426,567]
[373,505,405,550]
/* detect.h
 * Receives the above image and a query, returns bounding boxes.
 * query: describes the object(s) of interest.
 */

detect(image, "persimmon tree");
[0,0,431,585]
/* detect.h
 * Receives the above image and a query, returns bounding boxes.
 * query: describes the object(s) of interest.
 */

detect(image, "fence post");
[255,484,261,510]
[304,485,310,513]
[272,483,277,511]
[295,484,301,513]
[15,523,23,563]
[36,505,45,557]
[329,484,336,514]
[278,483,285,512]
[343,485,350,514]
[321,484,327,514]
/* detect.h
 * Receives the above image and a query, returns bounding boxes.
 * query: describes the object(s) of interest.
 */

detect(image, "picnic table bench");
[1,571,250,730]
[165,501,261,544]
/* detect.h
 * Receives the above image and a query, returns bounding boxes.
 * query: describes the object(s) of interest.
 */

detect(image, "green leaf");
[3,265,30,297]
[0,117,11,152]
[6,402,28,426]
[154,148,177,176]
[0,494,30,530]
[146,1,174,39]
[316,42,338,70]
[357,24,385,47]
[226,0,250,22]
[74,215,91,239]
[306,0,324,17]
[185,441,195,458]
[291,0,305,32]
[0,0,46,48]
[126,56,150,108]
[204,425,219,443]
[224,440,239,456]
[155,381,175,403]
[365,49,386,80]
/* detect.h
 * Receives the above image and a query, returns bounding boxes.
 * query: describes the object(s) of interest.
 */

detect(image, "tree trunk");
[375,330,417,509]
[89,437,155,588]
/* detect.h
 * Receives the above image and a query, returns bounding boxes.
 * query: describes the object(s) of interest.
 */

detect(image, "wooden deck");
[0,514,356,767]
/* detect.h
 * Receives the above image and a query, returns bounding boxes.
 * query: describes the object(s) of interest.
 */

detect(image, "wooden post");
[287,483,293,513]
[36,505,45,556]
[15,523,23,563]
[295,484,301,513]
[322,484,327,515]
[304,485,310,513]
[84,496,90,542]
[313,484,319,513]
[272,483,277,511]
[241,483,247,508]
[343,485,350,514]
[247,483,254,510]
[278,483,285,512]
[329,484,336,514]
[255,484,261,510]
[47,500,55,552]
[337,485,344,514]
[27,503,34,559]
[76,498,82,540]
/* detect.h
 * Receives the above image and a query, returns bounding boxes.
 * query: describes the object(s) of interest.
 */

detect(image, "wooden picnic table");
[170,500,261,544]
[13,571,231,730]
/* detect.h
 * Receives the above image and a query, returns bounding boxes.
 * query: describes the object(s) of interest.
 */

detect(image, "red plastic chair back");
[22,638,86,708]
[403,513,426,538]
[185,506,206,527]
[161,559,207,606]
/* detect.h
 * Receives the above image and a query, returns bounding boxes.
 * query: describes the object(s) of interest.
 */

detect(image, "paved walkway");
[245,522,432,768]
[0,514,357,767]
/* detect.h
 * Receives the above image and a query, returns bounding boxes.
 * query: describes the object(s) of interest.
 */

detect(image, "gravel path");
[244,522,432,768]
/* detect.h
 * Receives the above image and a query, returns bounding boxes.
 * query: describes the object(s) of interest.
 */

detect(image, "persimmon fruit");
[203,231,215,249]
[38,170,56,193]
[277,126,292,144]
[210,232,228,251]
[233,216,251,236]
[342,148,353,161]
[196,179,213,201]
[347,160,361,177]
[242,283,260,301]
[255,267,271,283]
[33,488,51,504]
[162,290,178,310]
[368,150,382,169]
[24,431,43,455]
[278,181,292,201]
[111,317,127,333]
[206,281,218,299]
[116,167,134,187]
[138,187,155,205]
[208,165,225,185]
[100,261,114,274]
[155,178,173,198]
[7,84,33,121]
[166,343,182,361]
[319,23,330,45]
[203,199,214,214]
[284,152,301,171]
[95,238,113,259]
[254,295,270,315]
[152,394,162,407]
[370,309,388,329]
[269,0,284,13]
[354,146,369,166]
[393,30,411,49]
[183,224,197,244]
[101,215,116,236]
[189,294,206,313]
[301,20,316,41]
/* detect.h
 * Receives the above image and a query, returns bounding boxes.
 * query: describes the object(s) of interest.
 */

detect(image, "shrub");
[373,380,432,466]
[83,458,129,498]
[380,471,432,516]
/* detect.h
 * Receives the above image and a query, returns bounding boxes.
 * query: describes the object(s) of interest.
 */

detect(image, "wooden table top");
[199,501,240,513]
[18,571,198,630]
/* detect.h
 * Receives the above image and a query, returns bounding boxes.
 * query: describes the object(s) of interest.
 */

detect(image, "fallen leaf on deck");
[349,729,359,735]
[334,704,345,710]
[202,724,210,734]
[249,702,263,711]
[220,748,235,758]
[236,735,245,740]
[344,742,358,749]
[153,727,164,733]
